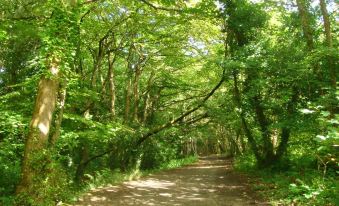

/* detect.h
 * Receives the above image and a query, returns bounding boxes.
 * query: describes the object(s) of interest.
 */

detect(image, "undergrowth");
[234,154,338,206]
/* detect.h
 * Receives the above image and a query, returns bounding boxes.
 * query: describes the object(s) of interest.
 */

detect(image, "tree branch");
[136,69,225,145]
[80,69,225,170]
[139,0,183,12]
[183,113,209,125]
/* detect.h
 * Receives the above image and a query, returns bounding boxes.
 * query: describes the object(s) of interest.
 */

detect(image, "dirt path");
[74,156,268,206]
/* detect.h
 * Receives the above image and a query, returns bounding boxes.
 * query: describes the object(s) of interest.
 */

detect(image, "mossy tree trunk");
[16,60,60,194]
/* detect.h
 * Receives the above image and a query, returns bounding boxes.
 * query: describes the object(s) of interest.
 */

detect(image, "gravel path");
[74,156,268,206]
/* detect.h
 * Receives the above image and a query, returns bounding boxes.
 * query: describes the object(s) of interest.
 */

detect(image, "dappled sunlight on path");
[74,157,268,206]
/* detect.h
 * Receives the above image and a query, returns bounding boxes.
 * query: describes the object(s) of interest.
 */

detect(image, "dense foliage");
[0,0,337,205]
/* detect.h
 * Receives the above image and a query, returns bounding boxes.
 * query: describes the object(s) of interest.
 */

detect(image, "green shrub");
[234,152,337,205]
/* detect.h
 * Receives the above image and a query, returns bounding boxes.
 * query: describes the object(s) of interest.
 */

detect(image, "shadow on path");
[74,156,268,206]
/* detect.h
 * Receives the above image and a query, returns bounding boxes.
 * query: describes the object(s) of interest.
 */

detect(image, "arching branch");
[136,69,226,145]
[79,69,226,169]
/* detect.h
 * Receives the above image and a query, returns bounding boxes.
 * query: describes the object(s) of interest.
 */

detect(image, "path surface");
[75,156,267,206]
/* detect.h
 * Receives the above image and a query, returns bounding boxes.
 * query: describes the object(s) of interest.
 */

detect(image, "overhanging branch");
[183,113,209,125]
[139,0,183,12]
[79,69,225,169]
[136,69,226,145]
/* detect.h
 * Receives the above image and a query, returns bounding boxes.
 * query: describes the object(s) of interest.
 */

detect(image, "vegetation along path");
[75,156,267,206]
[1,0,337,205]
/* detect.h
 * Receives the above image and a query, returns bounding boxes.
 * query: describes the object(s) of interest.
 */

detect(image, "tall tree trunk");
[49,85,66,146]
[124,74,132,123]
[108,53,116,118]
[132,67,141,122]
[319,0,337,116]
[232,71,261,161]
[16,60,60,194]
[142,71,155,124]
[275,88,298,160]
[91,39,106,88]
[143,92,151,123]
[319,0,332,49]
[236,128,246,153]
[83,50,103,117]
[252,95,274,164]
[147,87,162,124]
[296,0,314,50]
[91,55,103,88]
[296,0,324,97]
[75,144,89,182]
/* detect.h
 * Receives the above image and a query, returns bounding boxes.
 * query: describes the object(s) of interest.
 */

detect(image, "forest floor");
[74,156,269,206]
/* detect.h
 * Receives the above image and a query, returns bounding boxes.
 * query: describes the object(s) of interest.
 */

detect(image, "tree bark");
[132,66,141,122]
[296,0,314,50]
[319,0,336,116]
[75,144,89,182]
[252,95,274,162]
[108,53,117,118]
[91,37,107,88]
[124,74,132,123]
[142,71,155,124]
[275,88,298,160]
[232,71,261,161]
[319,0,332,48]
[49,85,66,146]
[16,60,59,194]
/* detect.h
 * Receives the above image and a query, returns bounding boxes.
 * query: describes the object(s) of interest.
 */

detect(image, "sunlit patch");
[50,66,59,75]
[136,187,150,191]
[75,158,257,205]
[126,179,175,189]
[185,0,201,7]
[159,193,172,197]
[188,165,227,169]
[190,187,200,192]
[105,189,117,192]
[177,195,205,201]
[38,123,48,135]
[90,196,106,201]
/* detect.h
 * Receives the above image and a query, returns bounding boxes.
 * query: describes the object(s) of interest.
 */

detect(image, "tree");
[296,0,314,50]
[0,0,337,205]
[15,0,79,200]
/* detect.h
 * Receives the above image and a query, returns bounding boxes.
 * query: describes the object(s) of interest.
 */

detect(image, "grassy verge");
[234,155,338,206]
